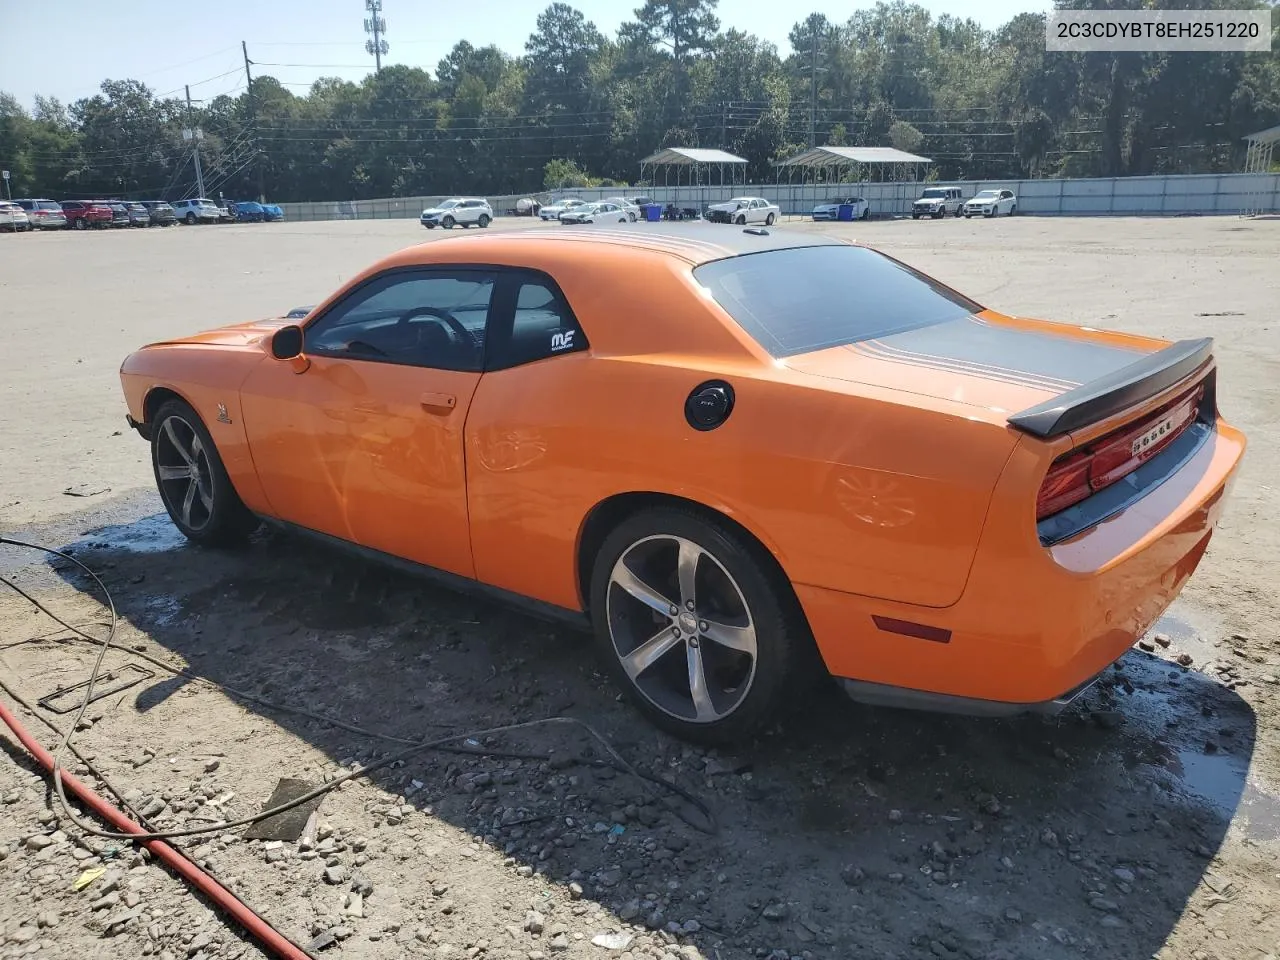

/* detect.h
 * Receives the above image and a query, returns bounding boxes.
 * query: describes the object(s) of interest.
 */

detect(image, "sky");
[0,0,1051,110]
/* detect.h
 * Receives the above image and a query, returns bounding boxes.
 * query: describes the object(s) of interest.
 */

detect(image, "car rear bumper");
[798,418,1245,712]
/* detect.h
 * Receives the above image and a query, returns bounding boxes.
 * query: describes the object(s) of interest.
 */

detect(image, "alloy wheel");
[606,534,758,724]
[155,415,215,532]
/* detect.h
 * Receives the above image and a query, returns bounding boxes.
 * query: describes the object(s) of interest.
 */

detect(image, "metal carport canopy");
[639,147,748,165]
[777,146,932,168]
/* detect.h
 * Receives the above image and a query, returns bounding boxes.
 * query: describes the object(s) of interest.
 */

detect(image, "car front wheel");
[478,214,490,228]
[590,508,803,744]
[151,399,259,547]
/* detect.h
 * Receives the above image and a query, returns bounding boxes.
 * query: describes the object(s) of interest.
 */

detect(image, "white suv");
[171,198,221,224]
[420,198,493,229]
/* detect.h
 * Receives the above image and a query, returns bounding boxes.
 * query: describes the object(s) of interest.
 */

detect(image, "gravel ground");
[1,215,1278,960]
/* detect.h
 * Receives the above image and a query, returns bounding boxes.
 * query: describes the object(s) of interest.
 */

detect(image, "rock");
[1176,654,1194,667]
[524,910,546,934]
[549,933,570,952]
[517,865,535,878]
[1099,915,1126,929]
[840,865,864,886]
[204,759,220,773]
[761,903,788,921]
[1089,895,1120,912]
[1092,711,1124,730]
[1004,908,1022,923]
[305,930,338,952]
[324,866,348,885]
[343,893,365,918]
[99,870,122,894]
[1137,639,1156,652]
[124,891,141,908]
[888,809,903,824]
[352,873,374,896]
[1154,633,1172,648]
[36,913,58,929]
[1039,828,1059,848]
[91,891,121,911]
[1113,867,1136,884]
[431,881,449,897]
[25,834,54,850]
[9,926,38,945]
[265,847,286,864]
[439,900,455,915]
[592,932,634,951]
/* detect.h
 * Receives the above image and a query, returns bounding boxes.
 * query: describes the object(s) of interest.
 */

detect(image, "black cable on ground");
[0,536,718,838]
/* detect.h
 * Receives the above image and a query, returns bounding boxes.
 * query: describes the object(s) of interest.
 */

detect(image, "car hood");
[422,207,452,215]
[782,312,1161,423]
[915,197,945,204]
[149,316,296,349]
[707,202,744,212]
[965,197,998,204]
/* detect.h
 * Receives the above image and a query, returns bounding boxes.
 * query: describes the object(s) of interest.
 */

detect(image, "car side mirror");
[270,324,310,373]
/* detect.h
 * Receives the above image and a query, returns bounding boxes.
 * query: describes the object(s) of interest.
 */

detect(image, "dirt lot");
[1,215,1278,960]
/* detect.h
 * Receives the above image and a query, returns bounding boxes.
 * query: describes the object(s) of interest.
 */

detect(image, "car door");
[465,270,594,606]
[239,267,498,578]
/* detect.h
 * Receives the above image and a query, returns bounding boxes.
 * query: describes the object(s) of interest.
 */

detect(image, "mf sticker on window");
[551,330,576,351]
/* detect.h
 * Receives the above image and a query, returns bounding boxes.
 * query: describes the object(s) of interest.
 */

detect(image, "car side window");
[488,274,588,371]
[305,269,497,373]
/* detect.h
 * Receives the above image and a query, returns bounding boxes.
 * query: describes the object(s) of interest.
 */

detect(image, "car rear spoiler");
[1007,337,1213,439]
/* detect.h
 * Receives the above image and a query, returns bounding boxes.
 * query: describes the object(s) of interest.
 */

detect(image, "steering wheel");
[397,306,471,343]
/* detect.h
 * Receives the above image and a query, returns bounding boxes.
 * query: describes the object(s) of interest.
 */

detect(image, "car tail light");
[1035,383,1205,522]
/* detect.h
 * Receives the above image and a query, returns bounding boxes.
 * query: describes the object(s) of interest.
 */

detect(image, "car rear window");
[693,245,981,358]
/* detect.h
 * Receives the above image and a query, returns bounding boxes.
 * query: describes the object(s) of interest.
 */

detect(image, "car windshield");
[36,201,61,211]
[972,191,999,200]
[921,189,948,199]
[694,245,981,359]
[438,200,459,208]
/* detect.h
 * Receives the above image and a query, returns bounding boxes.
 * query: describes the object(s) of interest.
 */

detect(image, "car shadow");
[16,507,1269,960]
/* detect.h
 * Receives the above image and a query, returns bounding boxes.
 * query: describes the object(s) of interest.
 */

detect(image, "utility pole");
[809,30,818,149]
[364,0,388,73]
[184,85,207,198]
[242,41,266,202]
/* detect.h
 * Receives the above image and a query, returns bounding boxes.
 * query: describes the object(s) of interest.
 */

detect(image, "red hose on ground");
[0,699,312,960]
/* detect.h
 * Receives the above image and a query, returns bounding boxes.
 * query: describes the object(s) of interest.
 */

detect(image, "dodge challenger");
[119,225,1245,743]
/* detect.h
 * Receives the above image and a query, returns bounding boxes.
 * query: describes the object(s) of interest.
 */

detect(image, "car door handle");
[420,392,457,414]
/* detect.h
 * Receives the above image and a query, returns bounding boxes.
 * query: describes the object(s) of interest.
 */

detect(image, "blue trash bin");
[644,204,662,222]
[837,203,855,222]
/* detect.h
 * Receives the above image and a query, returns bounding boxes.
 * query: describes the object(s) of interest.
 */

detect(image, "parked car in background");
[911,187,965,219]
[60,200,114,230]
[171,198,222,224]
[539,198,585,221]
[232,200,265,222]
[140,201,177,226]
[811,196,869,221]
[261,203,284,222]
[602,197,639,222]
[125,202,151,227]
[421,197,493,229]
[626,196,653,211]
[0,202,31,232]
[103,202,131,228]
[705,196,780,225]
[558,201,632,225]
[962,189,1017,218]
[15,199,67,230]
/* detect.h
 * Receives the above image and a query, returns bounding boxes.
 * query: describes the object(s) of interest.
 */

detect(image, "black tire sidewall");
[588,507,798,744]
[151,399,257,546]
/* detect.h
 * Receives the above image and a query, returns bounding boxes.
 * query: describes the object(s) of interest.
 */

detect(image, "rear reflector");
[872,616,952,644]
[1036,383,1204,522]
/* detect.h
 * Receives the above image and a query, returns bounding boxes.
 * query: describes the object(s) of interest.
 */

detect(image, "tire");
[442,216,455,229]
[73,217,86,231]
[963,212,971,219]
[765,213,776,226]
[477,214,490,228]
[423,223,436,229]
[185,213,197,225]
[911,214,919,220]
[933,210,943,219]
[735,215,747,226]
[151,399,259,547]
[1008,204,1017,216]
[589,507,804,744]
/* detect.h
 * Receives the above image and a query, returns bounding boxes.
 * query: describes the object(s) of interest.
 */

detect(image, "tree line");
[1,0,1277,203]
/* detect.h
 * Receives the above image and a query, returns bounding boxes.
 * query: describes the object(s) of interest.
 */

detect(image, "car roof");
[392,223,847,268]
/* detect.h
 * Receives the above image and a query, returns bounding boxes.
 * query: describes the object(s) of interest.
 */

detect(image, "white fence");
[278,172,1280,222]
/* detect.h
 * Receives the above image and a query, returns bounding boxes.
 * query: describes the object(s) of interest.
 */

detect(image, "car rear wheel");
[477,214,491,228]
[442,216,455,229]
[765,213,775,226]
[73,218,86,231]
[590,508,802,744]
[1008,204,1017,216]
[151,399,259,547]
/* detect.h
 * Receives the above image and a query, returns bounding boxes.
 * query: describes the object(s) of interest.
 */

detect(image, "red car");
[60,200,114,230]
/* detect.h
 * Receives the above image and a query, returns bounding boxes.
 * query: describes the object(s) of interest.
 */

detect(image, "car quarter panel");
[120,344,274,515]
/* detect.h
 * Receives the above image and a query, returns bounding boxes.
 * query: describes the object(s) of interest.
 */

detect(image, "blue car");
[261,203,284,222]
[231,201,264,222]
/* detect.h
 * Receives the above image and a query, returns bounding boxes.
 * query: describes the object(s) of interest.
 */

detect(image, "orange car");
[119,225,1245,742]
